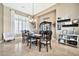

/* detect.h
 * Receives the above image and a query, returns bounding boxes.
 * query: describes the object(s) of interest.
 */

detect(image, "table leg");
[50,40,52,49]
[46,43,48,52]
[39,39,41,52]
[36,39,38,46]
[29,38,31,48]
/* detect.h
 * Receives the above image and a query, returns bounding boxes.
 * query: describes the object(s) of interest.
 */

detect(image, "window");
[15,19,19,33]
[19,20,22,33]
[22,18,26,31]
[14,14,27,34]
[14,15,19,33]
[11,10,34,34]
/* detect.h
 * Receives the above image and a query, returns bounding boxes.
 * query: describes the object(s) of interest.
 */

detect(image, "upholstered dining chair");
[26,32,38,48]
[39,31,52,52]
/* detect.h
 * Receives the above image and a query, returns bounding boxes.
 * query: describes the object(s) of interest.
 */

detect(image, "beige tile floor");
[0,38,79,56]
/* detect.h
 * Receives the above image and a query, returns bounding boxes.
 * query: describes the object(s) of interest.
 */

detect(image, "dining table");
[29,33,42,51]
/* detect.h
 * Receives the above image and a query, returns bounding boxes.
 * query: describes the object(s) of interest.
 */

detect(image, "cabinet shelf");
[58,34,78,48]
[62,24,78,27]
[57,19,70,22]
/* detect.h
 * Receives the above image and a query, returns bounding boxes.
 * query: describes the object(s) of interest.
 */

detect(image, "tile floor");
[0,38,79,56]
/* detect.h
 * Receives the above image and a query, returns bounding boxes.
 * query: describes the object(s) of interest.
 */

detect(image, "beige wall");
[39,11,56,23]
[3,6,11,33]
[56,3,79,39]
[56,3,79,19]
[0,4,3,40]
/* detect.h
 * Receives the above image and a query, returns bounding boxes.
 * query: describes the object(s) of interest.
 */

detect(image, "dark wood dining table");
[30,33,42,42]
[29,33,42,51]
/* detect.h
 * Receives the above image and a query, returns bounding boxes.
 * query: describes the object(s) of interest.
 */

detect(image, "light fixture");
[29,3,36,24]
[72,19,79,24]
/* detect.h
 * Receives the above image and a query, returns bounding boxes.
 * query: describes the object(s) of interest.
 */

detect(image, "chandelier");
[29,3,36,24]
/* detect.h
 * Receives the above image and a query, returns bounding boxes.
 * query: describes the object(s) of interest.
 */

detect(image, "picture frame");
[57,22,61,30]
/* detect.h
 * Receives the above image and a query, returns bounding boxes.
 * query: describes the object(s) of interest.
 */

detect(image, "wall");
[56,3,79,19]
[56,3,79,39]
[0,4,3,41]
[3,6,11,33]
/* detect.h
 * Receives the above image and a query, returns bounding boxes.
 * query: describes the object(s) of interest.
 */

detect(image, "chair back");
[46,31,52,41]
[39,21,52,41]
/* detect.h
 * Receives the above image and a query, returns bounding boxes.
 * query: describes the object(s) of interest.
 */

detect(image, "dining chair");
[22,30,27,43]
[26,32,38,48]
[39,31,52,52]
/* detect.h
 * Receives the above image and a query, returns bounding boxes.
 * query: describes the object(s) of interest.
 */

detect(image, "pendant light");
[29,3,36,24]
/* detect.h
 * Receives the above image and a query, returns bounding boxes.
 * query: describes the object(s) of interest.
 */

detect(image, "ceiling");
[3,3,56,15]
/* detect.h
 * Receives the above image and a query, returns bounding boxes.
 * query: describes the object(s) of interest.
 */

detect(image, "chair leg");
[22,37,26,43]
[27,43,29,46]
[46,43,48,52]
[22,38,24,43]
[36,39,38,46]
[39,42,41,52]
[29,39,31,48]
[29,42,31,48]
[50,41,52,49]
[27,40,29,46]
